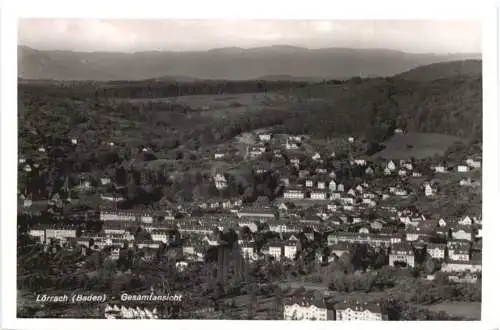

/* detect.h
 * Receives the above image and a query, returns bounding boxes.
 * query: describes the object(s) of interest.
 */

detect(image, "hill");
[395,60,482,81]
[18,45,480,81]
[373,132,466,159]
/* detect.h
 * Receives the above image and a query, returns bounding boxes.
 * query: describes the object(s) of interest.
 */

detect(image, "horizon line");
[18,44,482,56]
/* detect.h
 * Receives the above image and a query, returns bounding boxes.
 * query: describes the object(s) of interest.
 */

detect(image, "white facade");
[284,244,297,259]
[100,211,136,222]
[283,304,329,321]
[268,246,282,260]
[457,165,469,173]
[427,247,445,260]
[452,229,473,241]
[284,190,305,200]
[310,191,327,200]
[29,229,45,243]
[335,307,383,321]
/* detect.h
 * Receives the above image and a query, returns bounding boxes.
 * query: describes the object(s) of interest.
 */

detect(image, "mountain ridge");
[18,45,481,81]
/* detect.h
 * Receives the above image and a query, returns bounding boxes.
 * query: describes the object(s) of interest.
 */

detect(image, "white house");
[424,183,435,197]
[310,191,327,200]
[434,165,446,173]
[317,181,326,190]
[284,243,297,260]
[283,297,332,320]
[258,133,272,142]
[348,137,355,143]
[457,165,469,173]
[283,189,305,200]
[335,301,384,321]
[328,180,337,191]
[312,152,321,161]
[387,161,396,172]
[214,173,228,190]
[466,158,481,169]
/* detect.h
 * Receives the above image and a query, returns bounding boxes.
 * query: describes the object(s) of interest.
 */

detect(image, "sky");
[18,19,481,54]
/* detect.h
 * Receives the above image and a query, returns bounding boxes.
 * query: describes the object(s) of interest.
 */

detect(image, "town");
[18,126,482,320]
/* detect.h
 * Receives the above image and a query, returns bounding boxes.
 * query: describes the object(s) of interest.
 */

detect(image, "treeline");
[18,79,310,99]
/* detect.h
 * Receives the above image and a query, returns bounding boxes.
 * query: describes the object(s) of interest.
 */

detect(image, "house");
[365,167,374,175]
[337,183,345,192]
[28,226,46,243]
[286,141,299,150]
[451,226,473,241]
[238,207,276,220]
[447,240,471,261]
[466,158,481,169]
[427,243,446,260]
[457,165,469,173]
[387,160,396,172]
[394,128,404,134]
[45,226,78,243]
[284,241,298,260]
[283,296,334,320]
[310,190,327,200]
[100,209,136,222]
[458,216,474,226]
[353,159,367,166]
[317,181,326,190]
[101,193,126,202]
[214,173,228,190]
[328,180,337,191]
[214,152,225,160]
[434,165,446,173]
[459,178,473,186]
[283,189,305,200]
[305,180,314,188]
[264,241,283,260]
[348,137,355,143]
[151,230,170,243]
[71,138,78,145]
[335,300,385,321]
[448,272,479,284]
[398,169,407,177]
[312,152,322,161]
[240,241,256,261]
[389,244,415,267]
[441,260,482,273]
[424,183,435,197]
[100,177,112,186]
[258,133,272,142]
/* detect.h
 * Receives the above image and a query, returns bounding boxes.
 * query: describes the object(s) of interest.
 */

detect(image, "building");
[283,189,305,200]
[335,300,385,321]
[100,209,137,222]
[451,226,473,241]
[447,240,470,259]
[389,244,415,267]
[283,296,334,320]
[427,243,446,260]
[310,190,327,200]
[258,133,272,142]
[466,158,481,169]
[457,165,469,173]
[284,242,298,260]
[441,260,482,273]
[214,173,228,190]
[434,165,446,173]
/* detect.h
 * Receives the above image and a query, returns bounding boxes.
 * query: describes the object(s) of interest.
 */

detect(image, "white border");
[1,0,499,330]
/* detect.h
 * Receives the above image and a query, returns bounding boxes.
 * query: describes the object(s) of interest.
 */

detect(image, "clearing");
[374,132,466,159]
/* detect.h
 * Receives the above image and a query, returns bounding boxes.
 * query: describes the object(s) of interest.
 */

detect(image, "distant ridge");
[18,45,481,81]
[395,59,482,81]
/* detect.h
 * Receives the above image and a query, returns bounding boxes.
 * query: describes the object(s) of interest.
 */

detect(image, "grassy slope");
[374,132,466,159]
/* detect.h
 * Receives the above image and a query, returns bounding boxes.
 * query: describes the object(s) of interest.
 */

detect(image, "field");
[427,302,481,320]
[374,132,466,159]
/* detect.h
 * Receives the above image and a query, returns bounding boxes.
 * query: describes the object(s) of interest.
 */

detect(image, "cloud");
[18,19,481,53]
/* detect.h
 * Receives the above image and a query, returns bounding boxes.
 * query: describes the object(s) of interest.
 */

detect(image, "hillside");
[279,62,482,141]
[395,60,482,81]
[18,45,480,81]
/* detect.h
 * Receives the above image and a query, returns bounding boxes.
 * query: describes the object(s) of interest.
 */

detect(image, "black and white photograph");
[1,0,499,328]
